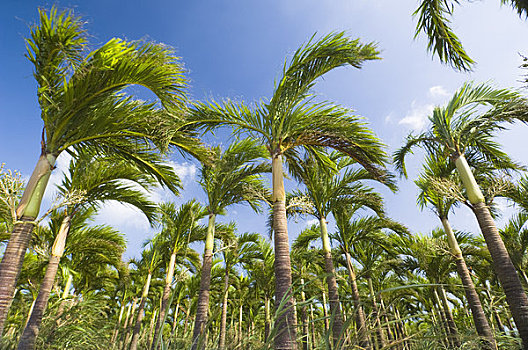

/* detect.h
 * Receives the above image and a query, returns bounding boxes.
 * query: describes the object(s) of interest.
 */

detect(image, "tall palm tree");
[190,32,391,349]
[0,7,202,333]
[288,152,390,347]
[191,138,269,349]
[394,81,528,346]
[414,0,528,71]
[415,155,496,348]
[150,201,204,350]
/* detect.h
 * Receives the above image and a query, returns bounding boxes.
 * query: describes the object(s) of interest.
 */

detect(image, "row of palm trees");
[3,6,528,350]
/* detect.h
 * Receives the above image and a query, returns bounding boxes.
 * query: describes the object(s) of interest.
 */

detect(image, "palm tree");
[0,7,202,333]
[415,155,496,348]
[414,0,528,71]
[288,152,390,347]
[191,138,269,349]
[190,32,391,349]
[394,81,528,347]
[150,201,204,350]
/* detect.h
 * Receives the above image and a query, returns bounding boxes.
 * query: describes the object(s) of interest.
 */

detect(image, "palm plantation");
[4,5,528,350]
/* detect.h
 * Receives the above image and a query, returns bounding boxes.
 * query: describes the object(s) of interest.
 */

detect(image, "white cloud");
[166,161,197,184]
[398,101,433,132]
[428,85,450,99]
[95,201,152,233]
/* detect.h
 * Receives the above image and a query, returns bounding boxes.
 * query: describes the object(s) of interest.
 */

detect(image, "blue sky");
[2,1,528,257]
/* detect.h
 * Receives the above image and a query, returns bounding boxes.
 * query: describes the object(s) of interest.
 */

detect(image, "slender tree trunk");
[271,153,297,350]
[432,289,451,348]
[238,304,243,345]
[379,298,393,344]
[259,296,268,342]
[219,268,230,350]
[441,217,496,349]
[299,278,309,350]
[18,214,71,349]
[170,298,181,343]
[148,309,158,347]
[438,285,461,348]
[0,153,55,334]
[111,303,126,345]
[191,214,215,350]
[367,277,386,349]
[345,252,370,349]
[322,291,329,337]
[151,252,177,350]
[120,300,133,349]
[319,218,344,347]
[130,273,152,350]
[455,154,528,347]
[310,304,316,349]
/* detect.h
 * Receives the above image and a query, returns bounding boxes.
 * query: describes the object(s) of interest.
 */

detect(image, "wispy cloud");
[398,101,433,132]
[428,85,450,99]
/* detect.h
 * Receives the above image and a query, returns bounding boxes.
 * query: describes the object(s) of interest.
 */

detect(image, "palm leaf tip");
[413,0,475,71]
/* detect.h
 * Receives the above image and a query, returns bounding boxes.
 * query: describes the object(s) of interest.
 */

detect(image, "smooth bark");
[319,218,344,347]
[0,153,55,334]
[191,214,215,350]
[218,268,229,350]
[130,273,152,350]
[455,154,528,347]
[438,286,461,348]
[299,278,309,350]
[345,252,370,349]
[367,277,386,349]
[151,252,177,350]
[271,154,297,350]
[440,218,496,349]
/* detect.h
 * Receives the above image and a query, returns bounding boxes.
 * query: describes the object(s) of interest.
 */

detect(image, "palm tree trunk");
[18,214,71,349]
[345,252,370,349]
[170,298,180,342]
[0,153,55,334]
[238,303,243,345]
[310,304,316,349]
[119,300,133,349]
[130,273,152,350]
[299,278,309,350]
[438,285,461,347]
[271,153,297,350]
[321,291,329,337]
[455,154,528,347]
[367,277,386,349]
[151,252,177,350]
[432,289,451,348]
[219,268,230,350]
[191,213,215,350]
[319,218,344,347]
[440,217,496,349]
[264,296,271,342]
[147,309,158,347]
[111,303,126,345]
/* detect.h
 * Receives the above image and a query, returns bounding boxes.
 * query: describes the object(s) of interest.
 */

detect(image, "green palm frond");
[413,0,473,71]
